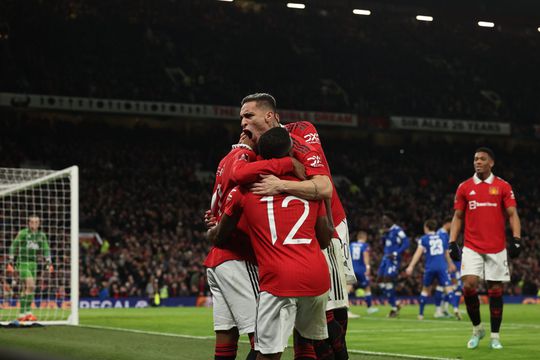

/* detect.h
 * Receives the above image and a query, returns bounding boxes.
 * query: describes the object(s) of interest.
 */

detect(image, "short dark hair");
[424,219,437,231]
[443,217,452,224]
[475,147,495,161]
[258,127,292,160]
[241,93,277,112]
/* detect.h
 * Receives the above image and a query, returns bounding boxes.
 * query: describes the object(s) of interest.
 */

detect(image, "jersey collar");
[473,173,494,184]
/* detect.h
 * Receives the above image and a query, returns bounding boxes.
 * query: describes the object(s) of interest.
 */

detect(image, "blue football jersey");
[350,241,368,272]
[419,233,448,271]
[382,224,409,258]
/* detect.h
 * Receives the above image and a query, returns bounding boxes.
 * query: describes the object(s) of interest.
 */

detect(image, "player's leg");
[294,292,328,360]
[433,285,445,317]
[364,284,378,314]
[485,249,510,350]
[461,247,485,349]
[418,286,430,320]
[208,261,259,359]
[318,240,348,360]
[384,261,399,317]
[255,292,294,360]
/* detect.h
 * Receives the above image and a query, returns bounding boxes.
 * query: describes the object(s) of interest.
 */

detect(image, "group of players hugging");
[204,92,522,359]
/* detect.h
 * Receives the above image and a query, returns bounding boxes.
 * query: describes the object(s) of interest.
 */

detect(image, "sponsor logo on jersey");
[307,155,323,168]
[27,241,40,250]
[469,190,476,195]
[216,166,224,177]
[304,133,321,144]
[510,190,515,199]
[489,186,499,195]
[468,200,498,210]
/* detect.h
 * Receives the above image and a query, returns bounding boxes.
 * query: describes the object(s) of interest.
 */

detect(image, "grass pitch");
[0,304,539,360]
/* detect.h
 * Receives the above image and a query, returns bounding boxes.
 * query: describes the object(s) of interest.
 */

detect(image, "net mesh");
[0,168,74,323]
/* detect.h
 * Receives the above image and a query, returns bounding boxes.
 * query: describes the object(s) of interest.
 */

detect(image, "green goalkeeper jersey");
[9,228,51,264]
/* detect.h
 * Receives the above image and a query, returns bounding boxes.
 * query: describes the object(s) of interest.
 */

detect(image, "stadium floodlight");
[416,15,433,22]
[478,21,495,28]
[353,9,371,16]
[538,27,540,32]
[217,0,233,2]
[0,166,79,326]
[287,3,306,9]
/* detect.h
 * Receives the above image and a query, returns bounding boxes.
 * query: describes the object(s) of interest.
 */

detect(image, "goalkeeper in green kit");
[7,215,54,321]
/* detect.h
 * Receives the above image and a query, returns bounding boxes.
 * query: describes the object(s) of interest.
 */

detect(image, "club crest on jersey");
[304,133,320,144]
[307,155,323,167]
[489,186,499,195]
[27,241,39,250]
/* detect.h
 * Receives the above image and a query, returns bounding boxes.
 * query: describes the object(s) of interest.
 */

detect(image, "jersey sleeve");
[290,134,329,178]
[223,186,245,217]
[41,234,52,260]
[454,183,467,211]
[502,183,517,209]
[396,229,410,254]
[9,231,23,260]
[232,157,294,184]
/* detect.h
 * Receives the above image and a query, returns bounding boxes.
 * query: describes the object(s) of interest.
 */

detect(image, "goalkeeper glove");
[449,242,461,262]
[507,236,521,259]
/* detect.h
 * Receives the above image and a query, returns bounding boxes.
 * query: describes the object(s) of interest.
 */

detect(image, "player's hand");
[206,225,218,244]
[405,266,413,276]
[449,242,461,262]
[291,158,306,180]
[507,236,521,259]
[6,263,14,273]
[204,210,217,229]
[239,131,255,150]
[252,174,283,195]
[448,262,457,273]
[48,264,54,273]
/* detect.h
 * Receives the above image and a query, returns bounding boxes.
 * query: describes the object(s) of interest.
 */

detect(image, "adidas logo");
[469,190,476,195]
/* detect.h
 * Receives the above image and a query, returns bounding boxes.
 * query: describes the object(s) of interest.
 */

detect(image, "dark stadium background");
[1,0,539,309]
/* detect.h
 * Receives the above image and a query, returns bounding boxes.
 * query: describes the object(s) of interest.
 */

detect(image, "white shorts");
[460,247,510,282]
[336,219,358,286]
[207,260,259,334]
[255,291,328,355]
[324,237,349,310]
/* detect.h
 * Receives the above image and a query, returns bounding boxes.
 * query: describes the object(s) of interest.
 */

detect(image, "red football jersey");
[285,121,347,226]
[454,173,517,254]
[225,185,330,297]
[204,145,257,268]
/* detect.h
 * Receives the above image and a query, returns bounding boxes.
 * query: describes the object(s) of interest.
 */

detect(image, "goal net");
[0,166,79,325]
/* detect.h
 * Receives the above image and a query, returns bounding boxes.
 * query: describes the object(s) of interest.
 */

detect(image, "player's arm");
[405,244,424,276]
[41,235,54,272]
[506,206,522,258]
[252,174,332,200]
[363,248,371,277]
[396,231,410,256]
[7,232,22,272]
[315,216,332,250]
[208,212,241,247]
[232,156,295,184]
[448,210,464,261]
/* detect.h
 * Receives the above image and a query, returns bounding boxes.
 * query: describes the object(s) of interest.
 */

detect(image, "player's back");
[242,191,330,297]
[350,242,367,270]
[420,233,448,271]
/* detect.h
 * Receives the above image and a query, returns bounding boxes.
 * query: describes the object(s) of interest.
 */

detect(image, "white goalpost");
[0,166,79,325]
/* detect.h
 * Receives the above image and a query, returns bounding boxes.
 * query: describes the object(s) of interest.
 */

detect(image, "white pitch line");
[357,316,540,329]
[348,349,460,360]
[81,324,460,360]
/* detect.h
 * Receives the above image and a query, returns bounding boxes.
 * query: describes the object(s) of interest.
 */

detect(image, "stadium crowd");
[0,115,538,300]
[1,0,540,123]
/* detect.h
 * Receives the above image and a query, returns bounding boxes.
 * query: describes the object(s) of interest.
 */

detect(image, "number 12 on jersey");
[261,195,313,245]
